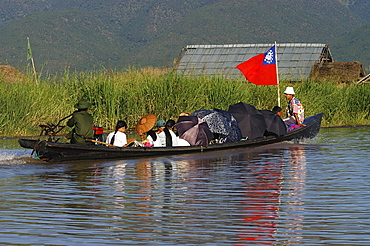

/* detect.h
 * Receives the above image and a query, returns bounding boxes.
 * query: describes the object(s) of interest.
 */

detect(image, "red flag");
[236,45,278,85]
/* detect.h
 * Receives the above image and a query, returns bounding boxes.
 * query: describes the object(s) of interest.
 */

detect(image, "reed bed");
[1,68,369,137]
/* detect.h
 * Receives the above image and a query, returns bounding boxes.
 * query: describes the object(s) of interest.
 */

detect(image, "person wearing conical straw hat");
[283,87,306,129]
[65,99,94,144]
[135,113,156,140]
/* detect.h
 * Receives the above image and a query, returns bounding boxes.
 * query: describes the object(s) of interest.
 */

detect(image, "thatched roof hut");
[309,62,365,83]
[0,65,25,83]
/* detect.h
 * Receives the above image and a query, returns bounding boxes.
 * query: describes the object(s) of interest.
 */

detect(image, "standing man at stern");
[283,87,306,129]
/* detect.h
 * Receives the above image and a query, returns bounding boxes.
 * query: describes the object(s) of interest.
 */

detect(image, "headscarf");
[110,120,127,145]
[146,129,157,141]
[164,119,176,146]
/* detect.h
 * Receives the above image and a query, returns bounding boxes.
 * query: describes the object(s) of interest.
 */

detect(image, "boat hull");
[19,113,323,162]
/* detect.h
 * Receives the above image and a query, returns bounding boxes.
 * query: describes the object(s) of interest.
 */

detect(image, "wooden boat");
[18,113,323,162]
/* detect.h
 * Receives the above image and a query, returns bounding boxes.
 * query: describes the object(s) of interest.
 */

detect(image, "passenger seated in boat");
[272,106,283,117]
[164,120,178,147]
[106,120,128,147]
[283,87,306,129]
[162,119,191,146]
[143,120,166,147]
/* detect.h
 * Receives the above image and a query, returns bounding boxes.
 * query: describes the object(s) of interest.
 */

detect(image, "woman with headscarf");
[106,120,128,147]
[163,119,178,147]
[143,120,166,147]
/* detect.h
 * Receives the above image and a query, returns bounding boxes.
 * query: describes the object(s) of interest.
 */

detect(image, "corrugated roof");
[174,43,333,80]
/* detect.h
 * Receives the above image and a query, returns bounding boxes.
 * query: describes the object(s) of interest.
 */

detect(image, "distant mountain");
[0,10,131,72]
[131,0,369,68]
[342,0,370,22]
[330,22,370,71]
[0,0,368,73]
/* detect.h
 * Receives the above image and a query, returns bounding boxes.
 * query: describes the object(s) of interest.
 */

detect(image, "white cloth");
[157,131,167,147]
[146,134,163,147]
[169,130,179,146]
[106,131,127,147]
[177,137,190,146]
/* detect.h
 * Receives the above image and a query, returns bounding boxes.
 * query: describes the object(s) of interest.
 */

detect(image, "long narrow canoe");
[19,113,323,162]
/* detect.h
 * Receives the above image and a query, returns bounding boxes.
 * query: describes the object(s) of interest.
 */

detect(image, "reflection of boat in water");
[18,114,323,162]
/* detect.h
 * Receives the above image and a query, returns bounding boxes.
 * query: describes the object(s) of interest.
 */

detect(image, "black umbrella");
[228,102,267,140]
[259,110,287,137]
[174,116,213,147]
[191,109,242,143]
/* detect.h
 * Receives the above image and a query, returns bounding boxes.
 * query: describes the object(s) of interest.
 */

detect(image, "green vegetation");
[1,68,369,137]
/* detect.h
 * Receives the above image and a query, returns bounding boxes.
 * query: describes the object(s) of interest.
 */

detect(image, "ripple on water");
[0,127,369,245]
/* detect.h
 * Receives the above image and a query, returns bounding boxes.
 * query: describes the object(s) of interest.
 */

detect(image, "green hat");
[74,99,92,109]
[155,120,166,127]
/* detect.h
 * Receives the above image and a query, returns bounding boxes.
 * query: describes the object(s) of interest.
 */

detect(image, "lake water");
[0,127,369,245]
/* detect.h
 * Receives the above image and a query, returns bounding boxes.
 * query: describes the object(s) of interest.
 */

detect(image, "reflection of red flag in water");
[236,45,278,85]
[238,162,281,244]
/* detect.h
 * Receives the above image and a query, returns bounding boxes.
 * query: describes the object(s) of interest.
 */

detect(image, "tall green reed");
[1,68,369,136]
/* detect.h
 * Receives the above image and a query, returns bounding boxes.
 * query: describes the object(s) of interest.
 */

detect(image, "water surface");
[0,127,369,245]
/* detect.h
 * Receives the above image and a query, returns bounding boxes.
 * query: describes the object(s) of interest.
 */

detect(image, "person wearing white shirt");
[144,120,166,147]
[163,119,190,146]
[106,120,128,147]
[164,119,179,146]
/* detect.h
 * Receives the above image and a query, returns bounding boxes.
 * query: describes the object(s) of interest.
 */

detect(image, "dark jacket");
[66,110,94,144]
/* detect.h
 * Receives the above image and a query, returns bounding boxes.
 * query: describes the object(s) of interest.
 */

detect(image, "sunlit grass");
[1,68,369,136]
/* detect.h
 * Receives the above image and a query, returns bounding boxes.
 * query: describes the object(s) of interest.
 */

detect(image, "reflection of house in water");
[174,43,367,82]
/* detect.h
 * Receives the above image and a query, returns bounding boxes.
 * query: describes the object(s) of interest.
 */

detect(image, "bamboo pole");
[27,37,38,84]
[86,138,137,147]
[275,41,281,107]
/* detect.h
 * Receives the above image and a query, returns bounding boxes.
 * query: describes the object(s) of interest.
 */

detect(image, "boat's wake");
[0,149,35,165]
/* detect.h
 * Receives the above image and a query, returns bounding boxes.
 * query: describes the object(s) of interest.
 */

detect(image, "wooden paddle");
[86,138,137,147]
[86,139,115,146]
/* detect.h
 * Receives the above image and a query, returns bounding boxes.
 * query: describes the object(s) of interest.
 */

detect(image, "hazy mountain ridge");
[337,0,370,21]
[330,22,370,71]
[0,10,130,71]
[0,0,369,73]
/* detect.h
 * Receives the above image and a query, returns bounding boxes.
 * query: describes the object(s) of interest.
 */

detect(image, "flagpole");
[275,41,280,107]
[27,37,38,84]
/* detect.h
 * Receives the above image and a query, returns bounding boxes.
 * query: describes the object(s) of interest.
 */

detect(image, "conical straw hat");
[135,114,157,135]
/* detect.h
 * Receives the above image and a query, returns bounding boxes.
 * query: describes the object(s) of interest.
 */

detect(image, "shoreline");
[321,125,370,128]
